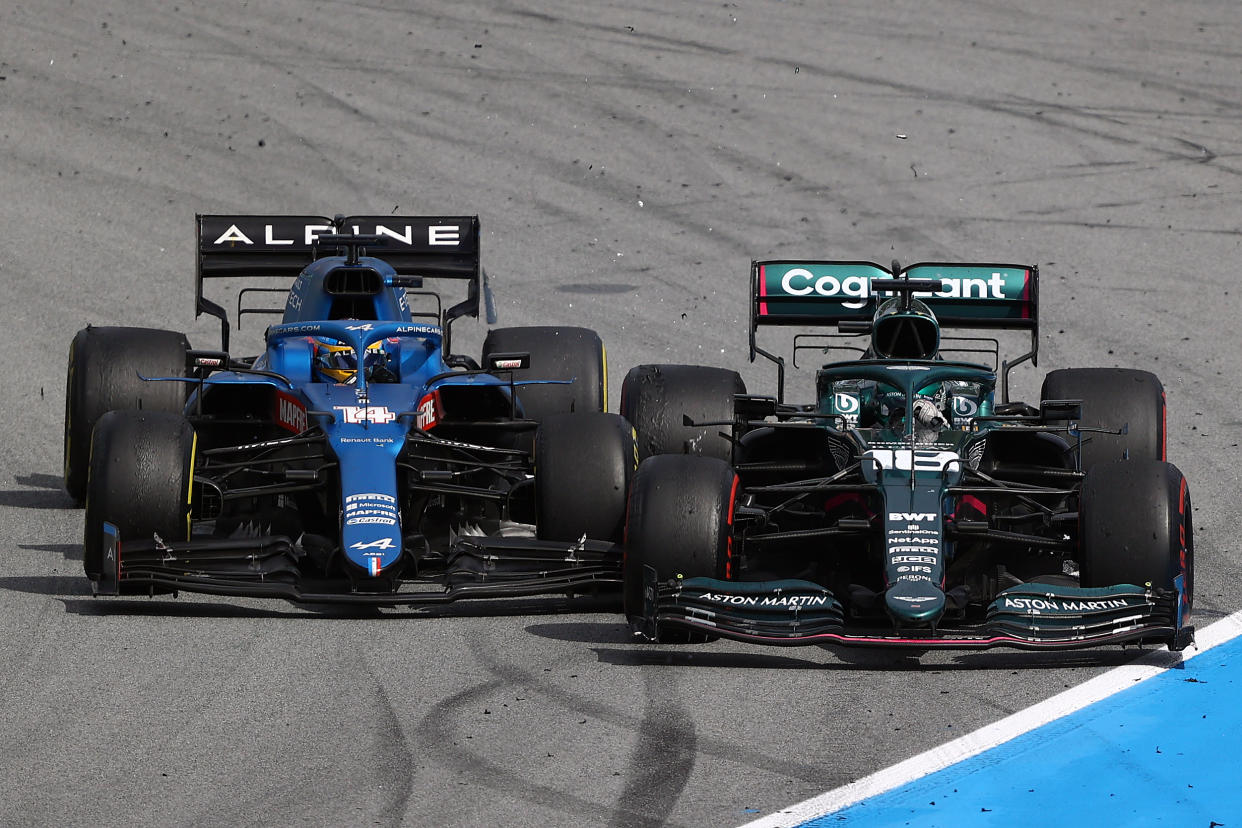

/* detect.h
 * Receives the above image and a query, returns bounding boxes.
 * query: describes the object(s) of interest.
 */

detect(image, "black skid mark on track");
[369,680,418,828]
[412,678,670,826]
[152,8,384,203]
[476,633,828,785]
[152,649,420,826]
[609,700,697,828]
[761,51,1239,176]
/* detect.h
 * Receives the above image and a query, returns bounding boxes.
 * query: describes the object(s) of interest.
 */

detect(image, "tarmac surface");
[1,2,1240,826]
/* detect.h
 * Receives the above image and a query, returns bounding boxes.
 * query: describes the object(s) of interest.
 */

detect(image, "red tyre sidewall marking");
[724,473,739,579]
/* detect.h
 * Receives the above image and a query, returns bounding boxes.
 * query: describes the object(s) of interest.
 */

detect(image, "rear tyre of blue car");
[620,363,745,463]
[83,410,196,589]
[64,326,190,503]
[1079,459,1192,609]
[482,326,606,420]
[623,454,737,643]
[1041,367,1165,471]
[535,413,636,544]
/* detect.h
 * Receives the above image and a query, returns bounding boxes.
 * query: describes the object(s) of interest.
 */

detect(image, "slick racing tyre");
[1079,459,1192,606]
[64,326,190,503]
[1040,368,1165,472]
[623,454,737,643]
[620,364,745,463]
[535,413,636,544]
[482,326,606,421]
[83,410,196,587]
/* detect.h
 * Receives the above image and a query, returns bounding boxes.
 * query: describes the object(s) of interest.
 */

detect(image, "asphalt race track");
[2,2,1240,826]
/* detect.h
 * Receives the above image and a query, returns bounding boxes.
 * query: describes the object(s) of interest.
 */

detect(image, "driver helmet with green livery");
[869,296,940,360]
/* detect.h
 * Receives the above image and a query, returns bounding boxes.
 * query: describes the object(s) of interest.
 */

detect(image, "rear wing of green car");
[749,260,1039,401]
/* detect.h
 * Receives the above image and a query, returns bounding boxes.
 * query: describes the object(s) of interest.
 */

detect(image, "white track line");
[739,610,1242,828]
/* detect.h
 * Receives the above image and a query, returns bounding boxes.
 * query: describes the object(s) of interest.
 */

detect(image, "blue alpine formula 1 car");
[620,259,1193,651]
[65,215,634,604]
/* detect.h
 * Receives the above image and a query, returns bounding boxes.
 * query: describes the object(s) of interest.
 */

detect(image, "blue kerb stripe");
[803,636,1242,827]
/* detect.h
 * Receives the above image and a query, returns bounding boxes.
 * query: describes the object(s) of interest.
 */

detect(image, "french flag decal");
[369,557,382,577]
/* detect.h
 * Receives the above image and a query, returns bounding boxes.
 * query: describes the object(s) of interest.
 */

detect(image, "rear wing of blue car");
[196,214,481,350]
[749,260,1039,401]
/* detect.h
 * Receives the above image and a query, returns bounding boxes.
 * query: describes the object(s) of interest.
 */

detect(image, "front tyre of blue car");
[83,410,196,591]
[534,412,636,544]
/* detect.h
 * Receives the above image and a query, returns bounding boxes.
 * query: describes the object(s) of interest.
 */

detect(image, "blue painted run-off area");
[808,636,1242,827]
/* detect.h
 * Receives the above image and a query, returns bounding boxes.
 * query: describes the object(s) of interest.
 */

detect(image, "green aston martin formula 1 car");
[620,259,1192,651]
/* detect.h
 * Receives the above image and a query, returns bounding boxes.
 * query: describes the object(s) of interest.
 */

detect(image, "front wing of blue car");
[92,523,621,605]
